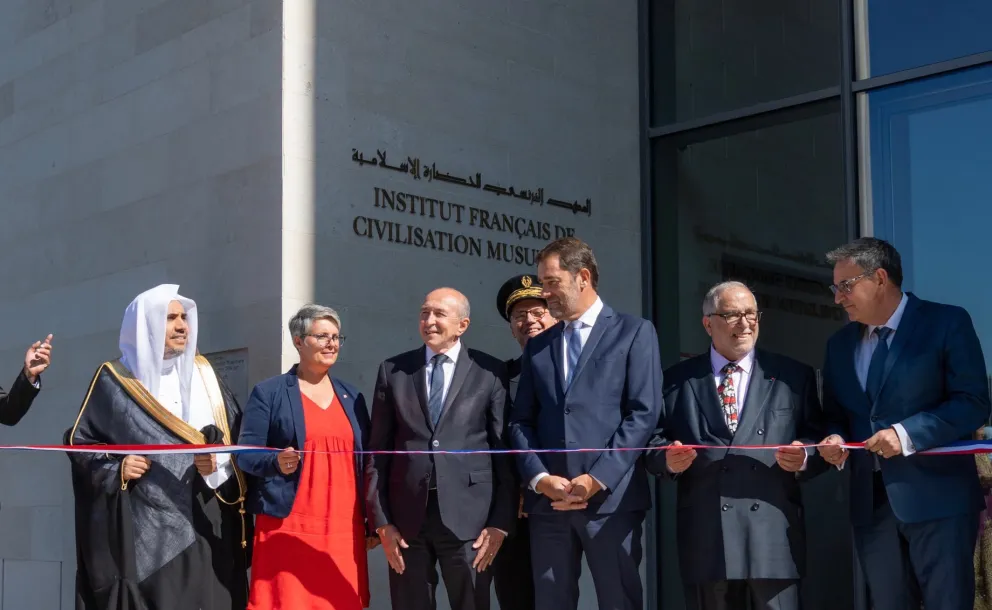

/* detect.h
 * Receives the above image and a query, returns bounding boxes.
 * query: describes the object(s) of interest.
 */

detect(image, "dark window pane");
[650,103,853,610]
[858,0,992,78]
[867,64,992,370]
[654,104,845,366]
[651,0,840,126]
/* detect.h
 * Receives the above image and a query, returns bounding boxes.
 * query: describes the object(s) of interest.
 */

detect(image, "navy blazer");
[236,366,371,528]
[508,302,663,515]
[822,292,991,525]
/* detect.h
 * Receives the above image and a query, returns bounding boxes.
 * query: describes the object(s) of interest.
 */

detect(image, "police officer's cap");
[496,274,545,322]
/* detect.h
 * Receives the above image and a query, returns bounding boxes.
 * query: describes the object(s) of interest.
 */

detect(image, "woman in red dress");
[236,304,378,609]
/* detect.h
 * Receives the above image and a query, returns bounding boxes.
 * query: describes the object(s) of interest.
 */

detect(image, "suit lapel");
[412,347,432,428]
[838,323,872,412]
[549,323,566,393]
[878,294,923,397]
[285,372,306,449]
[438,348,473,428]
[566,305,614,394]
[734,353,774,443]
[687,356,732,444]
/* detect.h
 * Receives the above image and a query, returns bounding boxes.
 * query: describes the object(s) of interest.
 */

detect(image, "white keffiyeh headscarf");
[117,284,232,489]
[118,284,199,417]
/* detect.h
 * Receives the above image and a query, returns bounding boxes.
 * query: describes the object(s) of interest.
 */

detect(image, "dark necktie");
[865,326,892,402]
[718,362,742,434]
[565,321,584,388]
[428,354,447,427]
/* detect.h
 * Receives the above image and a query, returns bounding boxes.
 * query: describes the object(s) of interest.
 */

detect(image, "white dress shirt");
[425,340,462,406]
[856,292,915,458]
[561,297,604,381]
[159,360,233,489]
[159,362,185,421]
[530,297,605,492]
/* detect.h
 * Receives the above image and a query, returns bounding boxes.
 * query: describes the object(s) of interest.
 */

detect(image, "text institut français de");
[351,186,578,265]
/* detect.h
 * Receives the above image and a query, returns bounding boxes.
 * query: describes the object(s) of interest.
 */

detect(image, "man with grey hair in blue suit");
[818,237,991,610]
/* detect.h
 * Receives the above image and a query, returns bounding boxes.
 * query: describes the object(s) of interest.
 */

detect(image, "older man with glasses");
[645,280,828,610]
[818,237,991,610]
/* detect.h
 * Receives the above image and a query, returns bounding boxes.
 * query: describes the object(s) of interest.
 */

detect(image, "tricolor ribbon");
[8,440,992,455]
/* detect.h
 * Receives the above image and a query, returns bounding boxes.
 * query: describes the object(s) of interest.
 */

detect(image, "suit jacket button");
[751,503,759,511]
[432,440,439,448]
[721,466,729,473]
[870,415,879,422]
[757,429,764,435]
[564,408,571,414]
[722,504,730,511]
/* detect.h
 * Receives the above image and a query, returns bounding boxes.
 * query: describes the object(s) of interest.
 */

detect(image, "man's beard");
[163,344,186,359]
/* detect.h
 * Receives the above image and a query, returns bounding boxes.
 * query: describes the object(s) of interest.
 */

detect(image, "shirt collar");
[426,340,462,364]
[867,292,908,335]
[710,345,755,375]
[573,296,604,329]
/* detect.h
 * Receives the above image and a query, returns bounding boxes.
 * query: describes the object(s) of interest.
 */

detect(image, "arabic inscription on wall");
[350,148,591,266]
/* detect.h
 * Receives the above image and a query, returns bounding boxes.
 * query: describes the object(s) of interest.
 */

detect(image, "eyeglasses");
[306,333,346,346]
[708,311,762,325]
[511,307,549,323]
[829,273,870,295]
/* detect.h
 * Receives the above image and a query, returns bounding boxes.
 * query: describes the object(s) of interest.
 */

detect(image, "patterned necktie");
[427,354,447,427]
[865,326,892,402]
[565,321,584,388]
[718,362,742,434]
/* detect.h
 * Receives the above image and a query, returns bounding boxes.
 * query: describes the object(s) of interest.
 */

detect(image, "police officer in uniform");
[492,274,556,610]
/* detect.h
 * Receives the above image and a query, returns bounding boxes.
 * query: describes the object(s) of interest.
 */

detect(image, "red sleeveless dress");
[247,392,370,610]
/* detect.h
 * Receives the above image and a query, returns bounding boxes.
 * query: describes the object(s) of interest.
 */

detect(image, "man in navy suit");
[818,237,991,610]
[508,237,663,610]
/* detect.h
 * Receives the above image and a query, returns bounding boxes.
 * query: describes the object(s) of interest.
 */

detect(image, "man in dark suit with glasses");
[818,237,990,610]
[646,281,827,610]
